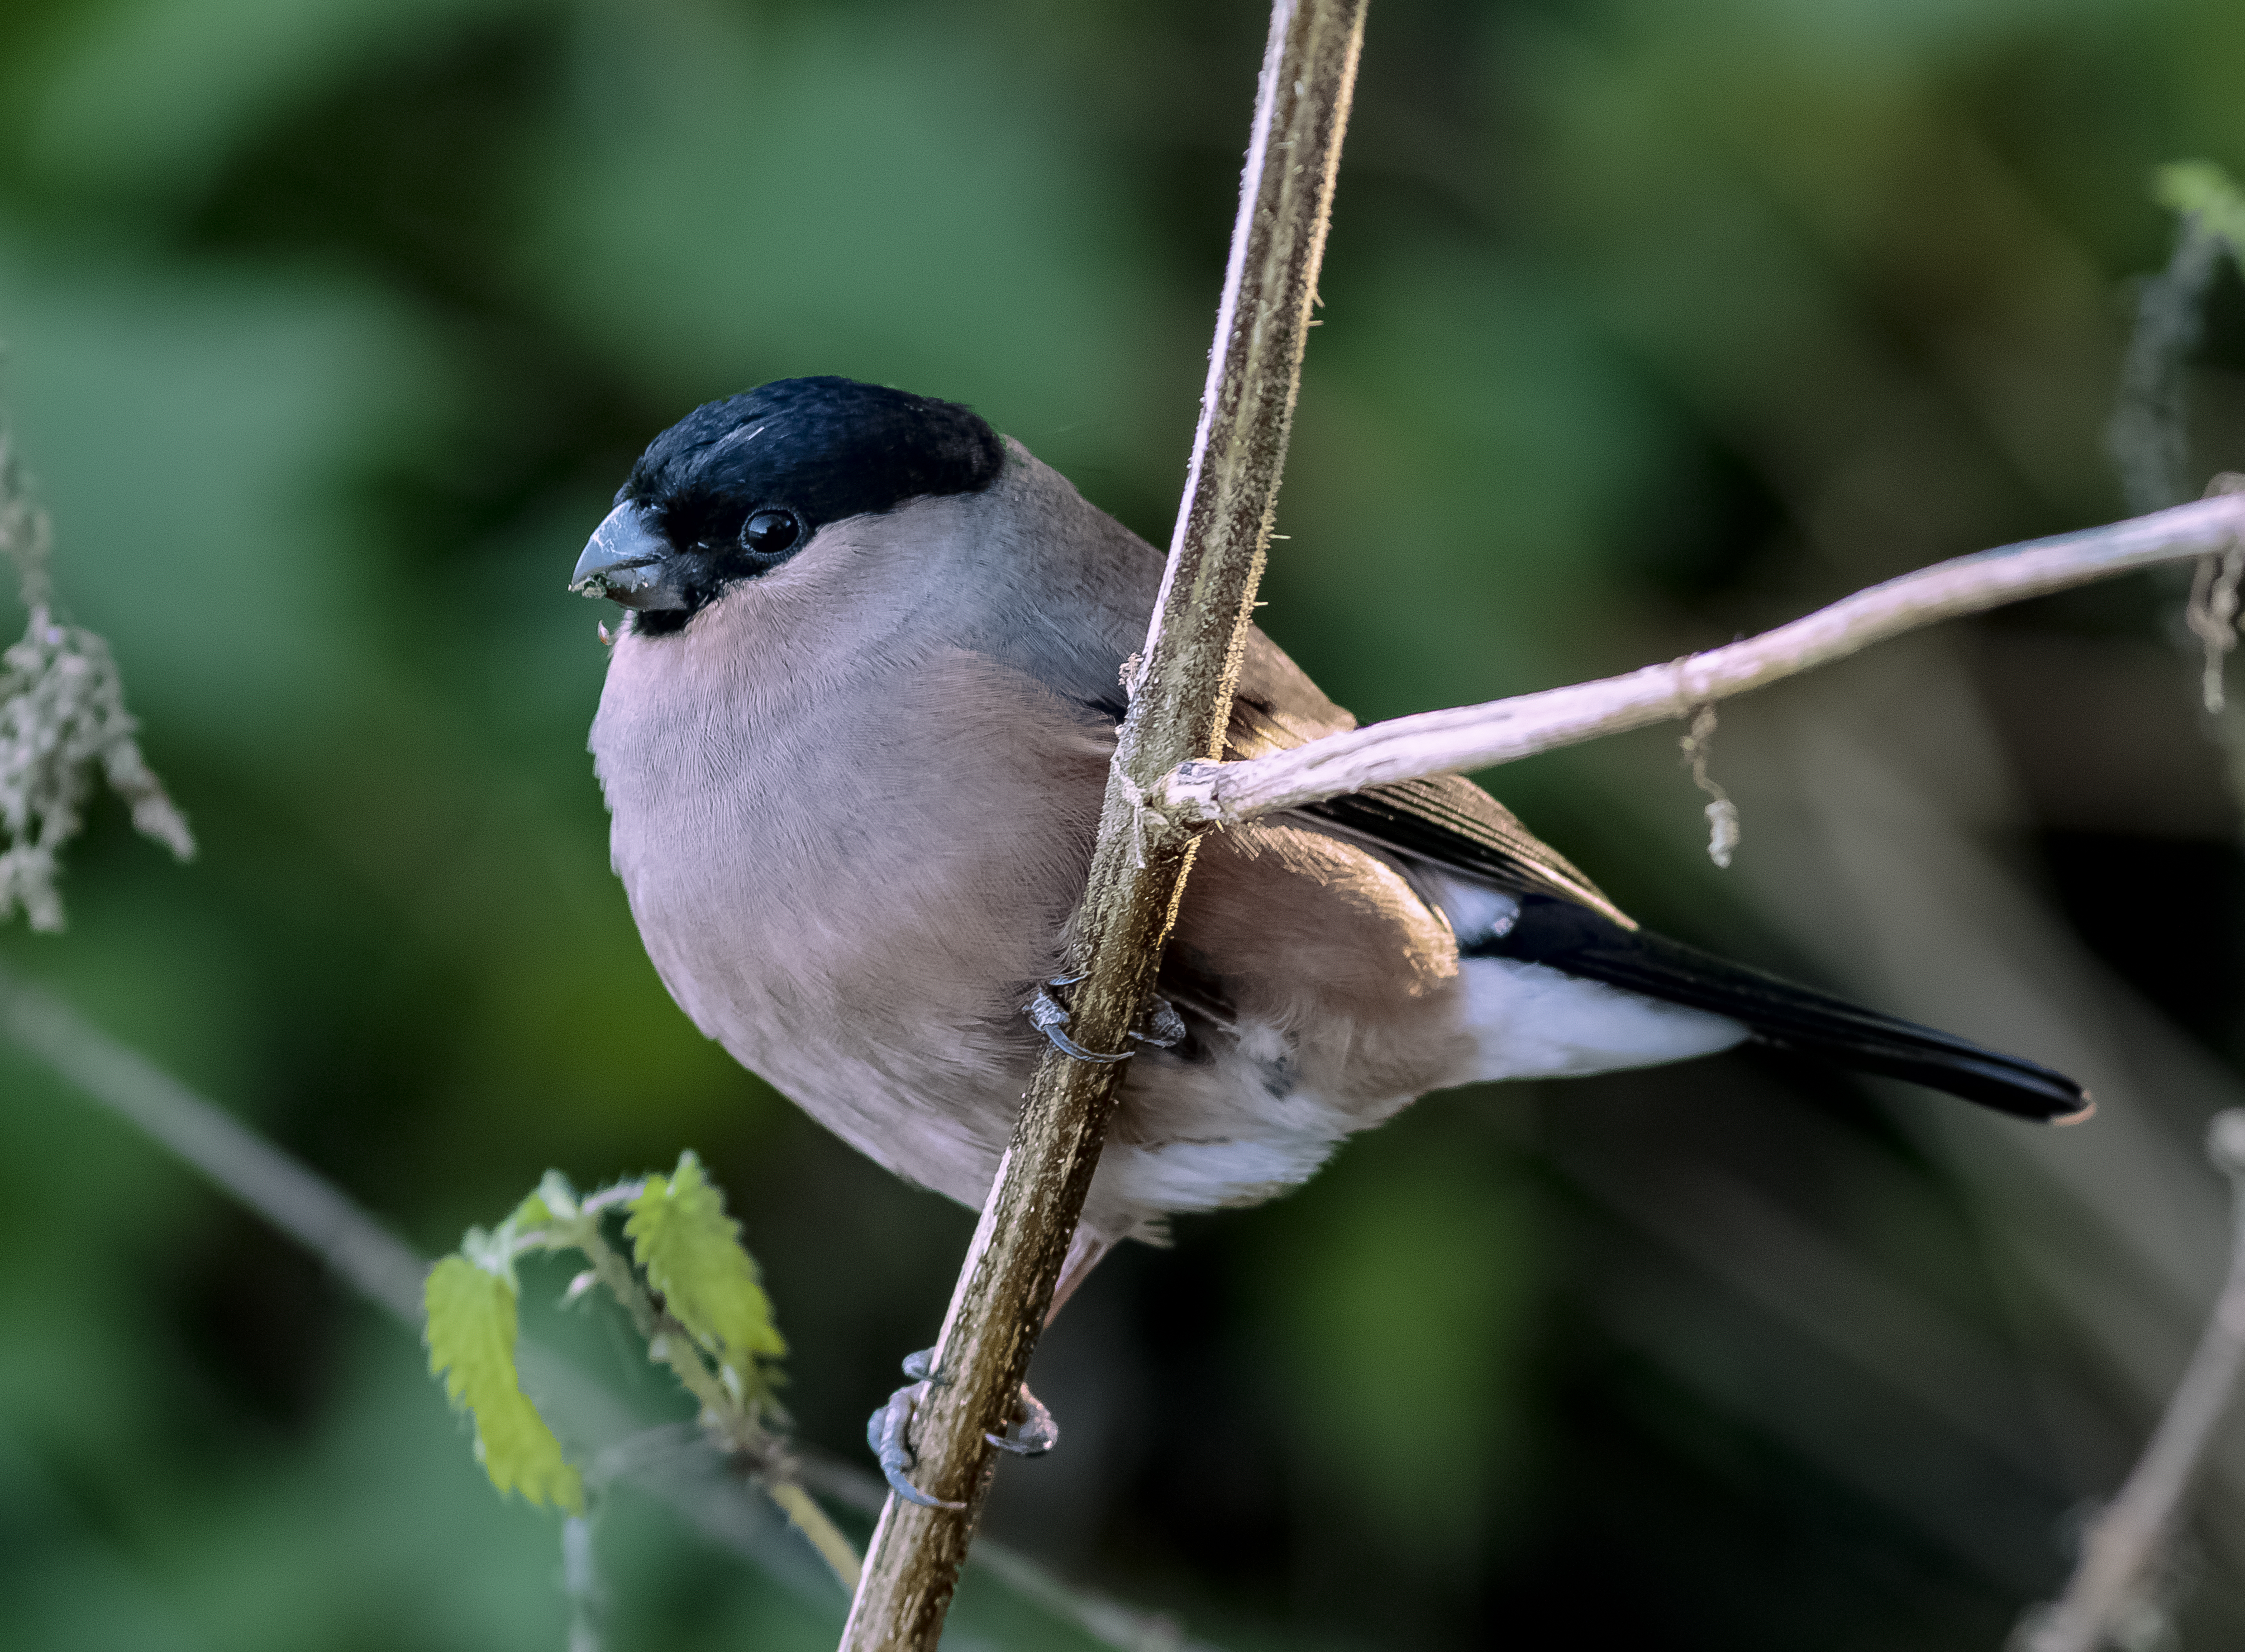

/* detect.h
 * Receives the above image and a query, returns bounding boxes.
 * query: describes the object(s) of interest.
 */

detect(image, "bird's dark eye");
[740,509,802,557]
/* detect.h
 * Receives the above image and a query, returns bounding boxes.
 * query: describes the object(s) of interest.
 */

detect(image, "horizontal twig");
[0,960,1215,1652]
[1158,493,2245,824]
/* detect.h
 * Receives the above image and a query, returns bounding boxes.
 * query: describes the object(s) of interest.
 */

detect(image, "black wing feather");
[1474,896,2090,1122]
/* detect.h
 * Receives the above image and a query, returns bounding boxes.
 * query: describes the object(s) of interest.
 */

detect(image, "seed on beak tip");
[597,622,615,647]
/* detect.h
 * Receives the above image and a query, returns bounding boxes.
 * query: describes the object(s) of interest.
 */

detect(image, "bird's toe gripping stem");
[986,1384,1059,1457]
[867,1349,1061,1508]
[1027,976,1186,1064]
[869,1349,964,1509]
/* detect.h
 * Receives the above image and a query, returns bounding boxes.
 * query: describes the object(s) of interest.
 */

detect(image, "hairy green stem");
[835,3,1365,1645]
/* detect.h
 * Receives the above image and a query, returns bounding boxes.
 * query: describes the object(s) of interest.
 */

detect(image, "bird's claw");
[867,1349,1060,1500]
[1027,985,1132,1063]
[985,1382,1060,1456]
[868,1348,965,1509]
[1136,998,1187,1049]
[1027,977,1184,1062]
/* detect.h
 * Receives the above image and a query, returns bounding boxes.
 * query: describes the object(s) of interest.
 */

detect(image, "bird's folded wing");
[1223,691,1632,927]
[1296,777,1634,928]
[1215,670,2087,1122]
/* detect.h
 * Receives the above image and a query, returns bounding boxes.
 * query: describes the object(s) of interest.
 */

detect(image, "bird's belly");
[1089,955,1748,1225]
[639,907,1032,1208]
[1097,1052,1378,1218]
[596,644,1125,1207]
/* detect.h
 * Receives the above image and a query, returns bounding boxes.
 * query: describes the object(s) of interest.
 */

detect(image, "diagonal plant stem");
[2016,1112,2245,1652]
[1155,491,2245,827]
[835,2,1365,1645]
[0,956,427,1320]
[0,957,1219,1652]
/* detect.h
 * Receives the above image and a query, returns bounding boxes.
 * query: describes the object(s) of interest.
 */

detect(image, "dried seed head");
[0,426,194,930]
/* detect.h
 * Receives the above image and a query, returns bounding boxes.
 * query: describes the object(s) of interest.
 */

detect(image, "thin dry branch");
[836,3,1364,1645]
[1158,492,2245,825]
[0,957,424,1320]
[2016,1112,2245,1652]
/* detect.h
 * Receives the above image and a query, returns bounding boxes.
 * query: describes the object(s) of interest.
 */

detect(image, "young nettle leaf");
[625,1151,787,1404]
[423,1161,858,1591]
[534,1168,582,1221]
[424,1253,584,1514]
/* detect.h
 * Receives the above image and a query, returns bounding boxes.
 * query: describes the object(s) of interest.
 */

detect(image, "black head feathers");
[614,377,1005,632]
[626,377,1002,544]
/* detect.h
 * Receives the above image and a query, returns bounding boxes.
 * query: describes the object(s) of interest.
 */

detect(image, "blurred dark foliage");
[5,0,2245,1648]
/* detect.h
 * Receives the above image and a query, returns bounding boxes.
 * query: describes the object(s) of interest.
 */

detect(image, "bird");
[571,374,2090,1500]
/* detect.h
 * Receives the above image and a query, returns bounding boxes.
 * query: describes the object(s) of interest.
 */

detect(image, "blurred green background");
[5,0,2245,1647]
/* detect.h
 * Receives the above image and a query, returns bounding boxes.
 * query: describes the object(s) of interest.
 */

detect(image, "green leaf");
[458,1222,517,1287]
[424,1254,584,1514]
[625,1152,786,1396]
[504,1171,582,1240]
[534,1169,582,1220]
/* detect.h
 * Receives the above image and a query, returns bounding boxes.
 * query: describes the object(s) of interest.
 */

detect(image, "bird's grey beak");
[571,504,687,609]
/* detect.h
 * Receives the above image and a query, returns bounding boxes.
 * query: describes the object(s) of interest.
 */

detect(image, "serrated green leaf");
[459,1222,516,1285]
[506,1170,583,1238]
[535,1169,582,1220]
[424,1255,584,1514]
[625,1152,786,1392]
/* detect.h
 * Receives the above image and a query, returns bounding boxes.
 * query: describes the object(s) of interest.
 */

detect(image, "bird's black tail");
[1469,896,2091,1123]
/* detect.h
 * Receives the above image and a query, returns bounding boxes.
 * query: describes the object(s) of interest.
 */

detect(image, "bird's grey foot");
[1135,998,1187,1049]
[1027,982,1132,1063]
[984,1382,1060,1456]
[1027,976,1185,1062]
[867,1348,965,1509]
[867,1350,1062,1494]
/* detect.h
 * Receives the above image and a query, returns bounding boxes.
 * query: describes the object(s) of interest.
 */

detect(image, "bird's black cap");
[625,376,1003,543]
[603,377,1006,633]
